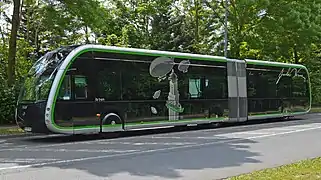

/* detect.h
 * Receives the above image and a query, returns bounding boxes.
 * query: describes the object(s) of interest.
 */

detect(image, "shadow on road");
[4,136,262,179]
[0,114,317,179]
[63,137,261,179]
[11,138,260,179]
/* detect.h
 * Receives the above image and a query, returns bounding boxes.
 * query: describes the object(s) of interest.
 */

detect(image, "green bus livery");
[15,44,311,134]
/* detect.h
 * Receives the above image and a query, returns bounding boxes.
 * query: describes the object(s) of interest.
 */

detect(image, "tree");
[7,0,21,86]
[255,0,321,63]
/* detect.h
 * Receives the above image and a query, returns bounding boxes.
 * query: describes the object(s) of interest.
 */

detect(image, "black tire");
[102,112,122,125]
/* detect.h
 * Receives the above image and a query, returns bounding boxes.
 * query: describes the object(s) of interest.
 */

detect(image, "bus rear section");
[245,60,311,119]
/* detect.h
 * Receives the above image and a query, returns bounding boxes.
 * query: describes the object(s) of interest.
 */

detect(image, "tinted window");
[247,66,287,99]
[175,60,228,100]
[58,75,71,100]
[247,65,287,114]
[38,75,54,101]
[172,60,228,118]
[56,52,96,101]
[96,68,122,101]
[91,51,228,101]
[94,59,161,101]
[275,67,308,99]
[55,50,231,125]
[120,61,156,100]
[291,69,308,98]
[246,64,310,114]
[74,75,88,99]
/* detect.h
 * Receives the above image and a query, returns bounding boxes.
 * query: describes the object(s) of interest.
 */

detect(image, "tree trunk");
[85,26,89,44]
[7,0,21,86]
[0,26,6,50]
[294,44,298,64]
[195,0,199,43]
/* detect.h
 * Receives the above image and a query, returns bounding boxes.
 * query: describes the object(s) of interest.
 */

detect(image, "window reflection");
[58,75,71,100]
[37,75,53,101]
[74,76,88,99]
[19,74,55,102]
[246,65,310,114]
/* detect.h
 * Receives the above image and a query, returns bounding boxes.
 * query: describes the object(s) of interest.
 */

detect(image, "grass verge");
[310,107,321,113]
[0,126,24,135]
[227,157,321,180]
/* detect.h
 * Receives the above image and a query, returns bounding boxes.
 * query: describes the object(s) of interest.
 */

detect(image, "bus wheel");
[102,113,122,125]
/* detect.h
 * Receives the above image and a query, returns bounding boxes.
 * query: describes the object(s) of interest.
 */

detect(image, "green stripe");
[92,48,227,62]
[246,60,307,69]
[125,117,227,126]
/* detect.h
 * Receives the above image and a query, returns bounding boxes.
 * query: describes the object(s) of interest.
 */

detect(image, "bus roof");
[68,44,307,70]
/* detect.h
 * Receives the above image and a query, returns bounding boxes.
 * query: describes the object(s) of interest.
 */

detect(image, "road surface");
[0,113,321,180]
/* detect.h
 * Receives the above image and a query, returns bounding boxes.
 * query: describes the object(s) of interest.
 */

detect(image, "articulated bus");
[15,44,311,134]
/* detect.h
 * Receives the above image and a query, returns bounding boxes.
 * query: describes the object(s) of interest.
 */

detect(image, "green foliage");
[0,74,17,124]
[304,44,321,105]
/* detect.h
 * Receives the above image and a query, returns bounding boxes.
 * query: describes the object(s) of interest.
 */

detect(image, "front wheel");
[102,113,122,125]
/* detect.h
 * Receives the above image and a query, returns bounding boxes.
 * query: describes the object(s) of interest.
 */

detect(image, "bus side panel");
[286,66,311,115]
[246,64,284,119]
[90,51,229,130]
[246,64,310,120]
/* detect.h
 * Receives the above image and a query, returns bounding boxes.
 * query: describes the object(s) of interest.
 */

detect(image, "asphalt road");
[1,113,321,180]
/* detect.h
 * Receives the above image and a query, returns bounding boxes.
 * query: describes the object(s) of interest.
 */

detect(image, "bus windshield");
[19,73,54,102]
[18,45,79,103]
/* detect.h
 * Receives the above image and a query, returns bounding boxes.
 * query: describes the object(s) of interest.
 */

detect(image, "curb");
[0,133,38,139]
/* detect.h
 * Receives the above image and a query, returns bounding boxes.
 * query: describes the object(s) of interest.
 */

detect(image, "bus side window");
[58,75,71,100]
[74,75,88,100]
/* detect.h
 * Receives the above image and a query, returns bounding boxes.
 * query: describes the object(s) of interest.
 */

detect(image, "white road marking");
[0,143,14,148]
[215,123,321,139]
[226,131,268,135]
[13,145,29,148]
[0,158,58,163]
[95,141,197,146]
[0,134,60,141]
[7,148,139,153]
[1,123,321,171]
[141,123,321,140]
[0,163,22,169]
[146,136,223,140]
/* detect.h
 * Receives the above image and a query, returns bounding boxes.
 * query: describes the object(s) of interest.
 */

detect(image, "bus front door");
[70,75,99,133]
[55,74,99,134]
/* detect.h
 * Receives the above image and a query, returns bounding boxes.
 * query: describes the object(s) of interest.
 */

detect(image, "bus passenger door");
[71,75,99,133]
[55,74,99,134]
[227,60,248,122]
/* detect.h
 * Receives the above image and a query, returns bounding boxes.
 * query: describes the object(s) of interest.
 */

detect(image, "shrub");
[0,74,18,125]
